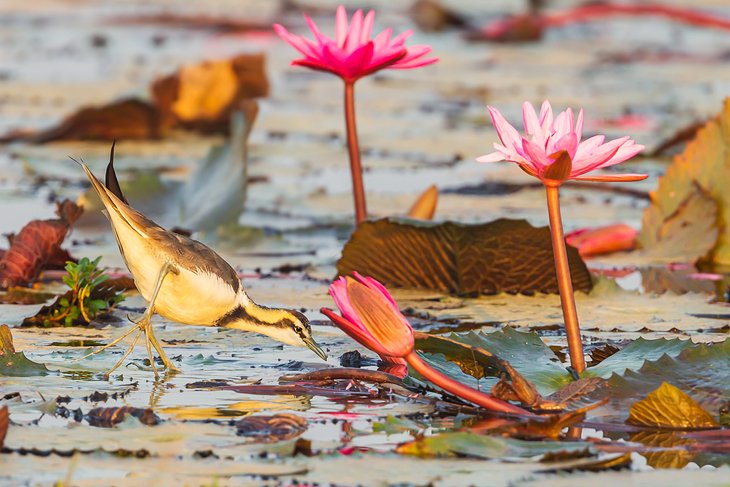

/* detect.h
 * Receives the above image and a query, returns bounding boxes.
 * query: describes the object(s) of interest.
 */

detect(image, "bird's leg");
[103,328,142,377]
[132,262,178,378]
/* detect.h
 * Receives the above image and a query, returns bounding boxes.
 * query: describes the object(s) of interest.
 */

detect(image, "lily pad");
[0,325,51,377]
[338,218,592,295]
[627,382,719,429]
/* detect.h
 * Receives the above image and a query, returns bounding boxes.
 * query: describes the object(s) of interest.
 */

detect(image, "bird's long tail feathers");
[76,151,148,239]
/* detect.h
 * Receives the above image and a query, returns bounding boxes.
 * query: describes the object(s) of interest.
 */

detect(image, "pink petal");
[572,136,628,173]
[539,100,554,131]
[476,151,507,163]
[353,272,400,313]
[522,101,544,145]
[273,24,319,58]
[391,56,438,69]
[345,9,364,53]
[361,10,375,43]
[392,45,431,67]
[522,138,551,171]
[329,277,363,330]
[344,41,374,78]
[304,13,328,44]
[335,5,348,48]
[390,30,413,47]
[553,132,578,159]
[321,307,388,356]
[373,28,392,51]
[487,106,523,153]
[573,135,605,161]
[575,109,584,141]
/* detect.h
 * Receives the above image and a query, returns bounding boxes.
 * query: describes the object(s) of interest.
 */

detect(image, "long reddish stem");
[406,352,532,416]
[545,183,586,373]
[343,81,367,224]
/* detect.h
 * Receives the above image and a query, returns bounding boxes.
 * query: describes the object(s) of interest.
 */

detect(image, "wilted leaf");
[86,406,160,427]
[153,53,268,133]
[639,98,730,264]
[0,99,160,143]
[0,324,50,376]
[407,185,438,220]
[0,200,82,288]
[337,218,592,295]
[627,382,719,429]
[235,414,308,443]
[638,189,718,264]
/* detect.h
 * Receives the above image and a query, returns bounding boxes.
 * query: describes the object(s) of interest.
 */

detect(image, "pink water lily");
[274,5,437,83]
[478,101,647,183]
[322,273,530,415]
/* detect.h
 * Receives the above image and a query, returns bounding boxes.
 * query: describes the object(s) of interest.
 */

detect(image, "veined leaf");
[627,382,719,429]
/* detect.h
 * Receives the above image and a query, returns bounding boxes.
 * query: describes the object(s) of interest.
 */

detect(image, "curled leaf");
[407,185,438,220]
[0,200,82,288]
[627,382,719,429]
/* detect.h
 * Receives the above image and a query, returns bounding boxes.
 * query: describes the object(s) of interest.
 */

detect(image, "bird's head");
[278,309,328,361]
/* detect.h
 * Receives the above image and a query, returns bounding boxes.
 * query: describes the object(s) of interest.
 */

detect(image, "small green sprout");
[45,257,125,327]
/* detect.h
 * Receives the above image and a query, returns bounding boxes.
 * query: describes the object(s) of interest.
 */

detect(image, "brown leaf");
[639,98,730,264]
[410,0,467,32]
[627,382,719,429]
[629,431,695,469]
[0,200,82,288]
[86,406,160,427]
[152,54,268,133]
[0,324,14,355]
[0,99,160,143]
[337,218,592,295]
[587,344,621,367]
[542,150,572,181]
[547,377,608,406]
[235,414,308,443]
[0,406,7,449]
[638,188,718,264]
[407,185,439,220]
[0,287,57,305]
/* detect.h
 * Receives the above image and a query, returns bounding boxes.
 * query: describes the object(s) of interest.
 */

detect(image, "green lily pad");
[0,324,50,377]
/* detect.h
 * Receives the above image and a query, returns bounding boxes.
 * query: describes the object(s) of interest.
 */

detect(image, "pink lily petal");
[335,5,348,47]
[361,10,375,43]
[345,10,364,53]
[488,106,524,153]
[476,151,507,163]
[329,277,363,330]
[522,138,551,171]
[553,132,578,159]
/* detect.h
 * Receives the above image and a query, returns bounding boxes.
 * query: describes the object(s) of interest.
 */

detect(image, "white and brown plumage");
[78,148,327,377]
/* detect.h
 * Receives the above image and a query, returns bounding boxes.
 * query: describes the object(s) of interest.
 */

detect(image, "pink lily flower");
[478,100,647,184]
[322,273,530,416]
[274,5,437,83]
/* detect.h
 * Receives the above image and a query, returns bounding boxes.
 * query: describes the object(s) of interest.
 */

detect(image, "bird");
[76,145,327,378]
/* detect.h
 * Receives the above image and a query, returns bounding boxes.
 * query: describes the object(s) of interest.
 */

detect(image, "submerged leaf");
[235,413,308,443]
[338,218,592,295]
[639,98,730,264]
[627,382,719,429]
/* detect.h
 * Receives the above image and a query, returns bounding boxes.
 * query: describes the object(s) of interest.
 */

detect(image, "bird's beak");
[303,337,328,361]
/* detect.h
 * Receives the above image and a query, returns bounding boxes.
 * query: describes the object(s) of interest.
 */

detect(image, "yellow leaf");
[627,382,718,429]
[407,185,438,220]
[172,60,238,122]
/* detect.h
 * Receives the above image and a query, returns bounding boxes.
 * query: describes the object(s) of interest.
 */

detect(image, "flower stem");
[544,183,586,373]
[406,352,533,416]
[343,81,367,224]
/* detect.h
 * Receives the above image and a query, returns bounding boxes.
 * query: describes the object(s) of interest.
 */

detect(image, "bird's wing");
[81,160,241,294]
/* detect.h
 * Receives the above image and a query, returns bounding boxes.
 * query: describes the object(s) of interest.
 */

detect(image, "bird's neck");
[218,293,291,332]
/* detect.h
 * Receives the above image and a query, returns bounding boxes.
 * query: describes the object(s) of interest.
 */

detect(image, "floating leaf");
[627,382,719,429]
[639,98,730,264]
[628,431,696,469]
[337,218,592,295]
[86,406,161,427]
[0,200,82,288]
[584,337,692,379]
[414,331,557,409]
[235,414,308,443]
[0,325,50,376]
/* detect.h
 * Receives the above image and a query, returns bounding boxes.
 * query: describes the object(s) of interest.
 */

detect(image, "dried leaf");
[0,200,83,288]
[0,99,160,143]
[337,218,592,295]
[407,185,438,220]
[638,189,718,264]
[86,406,160,427]
[629,431,695,469]
[235,414,308,443]
[153,53,268,133]
[639,98,730,264]
[627,382,719,429]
